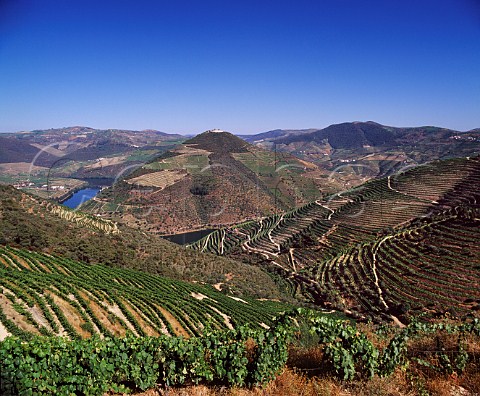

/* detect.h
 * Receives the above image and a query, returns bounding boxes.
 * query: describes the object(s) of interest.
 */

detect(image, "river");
[162,229,216,245]
[62,187,101,209]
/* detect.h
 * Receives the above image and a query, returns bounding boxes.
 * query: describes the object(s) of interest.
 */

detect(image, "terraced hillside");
[0,246,287,341]
[82,130,331,234]
[189,156,480,321]
[302,207,480,321]
[0,184,284,300]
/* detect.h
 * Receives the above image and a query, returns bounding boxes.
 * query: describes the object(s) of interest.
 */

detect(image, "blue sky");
[0,0,479,134]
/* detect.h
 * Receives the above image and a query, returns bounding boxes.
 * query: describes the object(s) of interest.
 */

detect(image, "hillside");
[0,184,284,299]
[0,136,58,166]
[189,156,480,322]
[0,127,185,199]
[247,122,480,181]
[83,130,329,234]
[0,245,287,341]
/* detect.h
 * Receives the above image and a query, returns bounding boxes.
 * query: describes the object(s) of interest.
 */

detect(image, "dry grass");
[127,170,187,189]
[78,290,127,337]
[115,369,346,396]
[48,292,90,338]
[0,292,40,336]
[155,304,189,338]
[121,299,160,337]
[0,162,48,174]
[119,368,480,396]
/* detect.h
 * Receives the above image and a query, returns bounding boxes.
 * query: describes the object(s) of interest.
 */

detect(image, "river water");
[162,229,215,245]
[62,188,101,209]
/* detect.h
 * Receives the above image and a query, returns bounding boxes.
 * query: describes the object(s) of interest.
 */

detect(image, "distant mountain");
[0,127,187,197]
[1,126,184,163]
[82,129,325,234]
[249,122,480,180]
[275,121,480,148]
[4,126,185,154]
[276,122,396,148]
[239,129,317,143]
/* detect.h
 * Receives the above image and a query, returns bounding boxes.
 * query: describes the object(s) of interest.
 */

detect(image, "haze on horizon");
[0,0,479,135]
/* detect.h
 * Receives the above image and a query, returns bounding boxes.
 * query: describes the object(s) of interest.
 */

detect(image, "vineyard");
[126,169,187,189]
[0,246,288,341]
[0,184,284,300]
[188,156,480,320]
[1,308,479,395]
[302,207,480,321]
[46,203,120,235]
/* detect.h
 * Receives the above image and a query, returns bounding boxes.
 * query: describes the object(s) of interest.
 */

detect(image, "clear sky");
[0,0,479,134]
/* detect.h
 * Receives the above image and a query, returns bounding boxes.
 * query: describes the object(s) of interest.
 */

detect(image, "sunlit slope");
[0,185,283,299]
[0,246,287,341]
[302,207,480,320]
[189,156,480,320]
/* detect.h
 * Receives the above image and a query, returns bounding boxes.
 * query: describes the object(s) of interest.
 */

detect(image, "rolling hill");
[82,129,330,234]
[189,155,480,322]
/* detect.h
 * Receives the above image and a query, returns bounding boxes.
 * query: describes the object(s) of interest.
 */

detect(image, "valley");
[82,129,328,234]
[0,127,185,203]
[1,125,480,395]
[3,1,480,393]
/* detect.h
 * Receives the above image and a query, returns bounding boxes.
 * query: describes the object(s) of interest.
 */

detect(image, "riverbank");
[55,182,89,203]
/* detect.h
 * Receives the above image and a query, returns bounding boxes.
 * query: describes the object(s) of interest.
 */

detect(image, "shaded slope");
[0,136,57,166]
[279,122,395,149]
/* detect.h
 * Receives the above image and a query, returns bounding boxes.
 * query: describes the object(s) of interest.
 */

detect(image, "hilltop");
[83,130,327,234]
[189,155,480,323]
